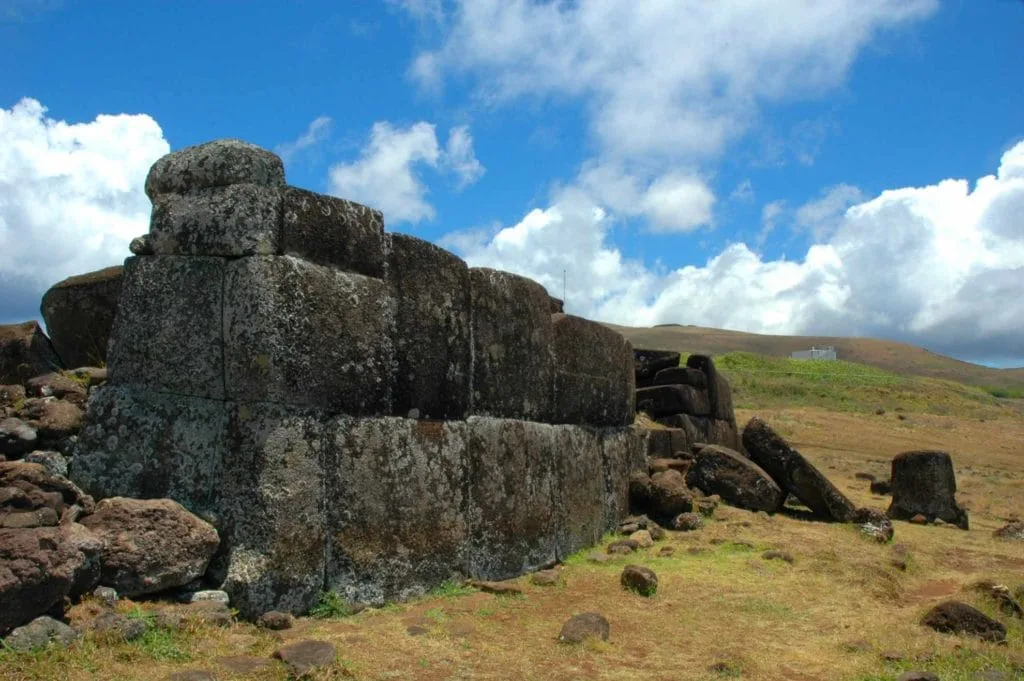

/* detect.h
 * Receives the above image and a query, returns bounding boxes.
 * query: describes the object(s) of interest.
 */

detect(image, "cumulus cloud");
[328,120,484,225]
[0,97,169,322]
[446,141,1024,363]
[795,184,865,239]
[275,115,332,162]
[758,200,787,246]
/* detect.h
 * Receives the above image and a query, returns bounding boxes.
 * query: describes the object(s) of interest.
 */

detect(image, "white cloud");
[0,97,169,322]
[444,141,1024,362]
[275,115,332,162]
[328,120,484,225]
[730,179,754,203]
[795,183,864,239]
[640,173,716,233]
[758,200,787,246]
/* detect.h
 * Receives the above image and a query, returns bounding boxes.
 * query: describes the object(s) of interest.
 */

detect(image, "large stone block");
[70,385,229,516]
[149,184,282,257]
[145,139,285,200]
[636,384,711,417]
[887,450,968,529]
[652,366,706,390]
[466,417,558,580]
[386,235,471,420]
[633,349,680,388]
[219,403,328,619]
[552,425,605,559]
[686,354,735,422]
[40,266,123,369]
[325,417,468,604]
[600,426,649,527]
[0,322,62,384]
[686,445,784,513]
[469,268,554,421]
[646,427,691,459]
[106,256,225,399]
[551,314,634,426]
[223,256,393,413]
[281,187,386,277]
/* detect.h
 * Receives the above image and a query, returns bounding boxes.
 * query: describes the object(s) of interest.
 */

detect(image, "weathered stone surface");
[686,355,735,422]
[0,417,37,457]
[994,521,1024,540]
[220,403,328,618]
[551,314,634,427]
[469,268,554,421]
[68,366,107,388]
[656,412,704,444]
[0,461,94,518]
[672,512,703,531]
[466,417,557,580]
[282,187,385,277]
[686,445,784,513]
[25,373,88,407]
[558,612,609,643]
[223,256,393,413]
[652,366,707,390]
[273,640,336,677]
[620,564,658,596]
[636,384,711,417]
[3,615,80,651]
[23,451,68,478]
[646,427,690,459]
[145,138,285,200]
[549,296,564,314]
[887,451,968,530]
[325,417,468,605]
[386,235,471,420]
[708,418,741,451]
[20,398,83,445]
[106,256,225,399]
[71,385,228,513]
[920,600,1006,642]
[742,417,856,522]
[0,321,62,384]
[79,497,220,598]
[552,425,605,559]
[40,266,123,369]
[149,184,282,256]
[257,610,293,630]
[648,469,694,520]
[0,527,85,635]
[649,458,691,476]
[633,349,680,388]
[600,426,649,528]
[853,507,895,543]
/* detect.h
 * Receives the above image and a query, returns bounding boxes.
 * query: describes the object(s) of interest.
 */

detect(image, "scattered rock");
[685,444,784,513]
[853,507,895,543]
[910,514,929,525]
[762,550,794,564]
[407,624,429,636]
[23,450,68,478]
[897,673,939,681]
[91,611,148,641]
[92,586,118,607]
[920,600,1006,642]
[657,546,675,557]
[0,417,38,458]
[216,655,272,675]
[183,601,233,628]
[696,494,720,516]
[531,569,561,587]
[993,521,1024,540]
[887,451,969,530]
[854,472,876,482]
[257,610,294,630]
[468,579,524,596]
[870,479,892,495]
[3,615,80,651]
[648,469,694,519]
[587,551,610,564]
[558,612,610,643]
[273,639,337,677]
[880,650,904,662]
[178,589,230,605]
[629,529,654,548]
[672,512,703,531]
[165,671,215,681]
[620,565,658,596]
[607,539,639,555]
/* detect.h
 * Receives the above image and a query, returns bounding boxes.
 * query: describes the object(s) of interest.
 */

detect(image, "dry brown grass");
[2,408,1022,681]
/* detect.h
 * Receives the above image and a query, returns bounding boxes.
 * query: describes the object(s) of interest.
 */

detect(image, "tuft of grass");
[426,579,476,599]
[129,627,190,663]
[309,590,355,619]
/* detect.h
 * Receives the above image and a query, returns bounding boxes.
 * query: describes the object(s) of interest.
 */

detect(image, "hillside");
[605,323,1024,393]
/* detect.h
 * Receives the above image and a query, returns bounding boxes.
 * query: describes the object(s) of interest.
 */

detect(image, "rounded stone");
[145,139,285,199]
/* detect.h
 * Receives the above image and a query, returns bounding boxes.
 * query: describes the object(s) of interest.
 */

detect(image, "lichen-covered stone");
[600,426,649,527]
[686,445,784,513]
[386,235,471,420]
[149,184,282,257]
[552,425,605,559]
[223,256,393,413]
[106,256,225,399]
[145,139,285,200]
[282,187,385,277]
[325,417,468,604]
[466,417,557,580]
[551,314,634,426]
[71,385,229,515]
[40,266,123,369]
[0,321,62,384]
[469,268,554,421]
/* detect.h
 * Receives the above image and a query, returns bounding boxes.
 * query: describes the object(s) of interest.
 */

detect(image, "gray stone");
[178,589,230,605]
[552,425,605,559]
[550,314,635,427]
[129,234,153,255]
[558,612,609,643]
[257,610,293,630]
[91,611,147,641]
[686,355,735,422]
[469,268,554,421]
[3,616,79,651]
[994,521,1024,540]
[23,451,68,478]
[325,416,468,605]
[636,384,711,417]
[0,417,38,457]
[106,256,225,399]
[887,451,968,530]
[92,586,118,607]
[386,234,471,420]
[620,564,658,596]
[223,256,393,414]
[0,321,62,385]
[466,417,557,580]
[652,366,707,389]
[282,186,385,277]
[632,349,680,388]
[71,385,229,514]
[707,418,741,451]
[149,184,282,256]
[145,138,285,199]
[39,265,123,369]
[600,426,649,527]
[165,672,215,681]
[646,427,690,459]
[743,417,856,522]
[272,640,336,678]
[686,445,784,513]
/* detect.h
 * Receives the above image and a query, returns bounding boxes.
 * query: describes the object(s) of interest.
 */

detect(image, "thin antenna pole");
[562,268,566,303]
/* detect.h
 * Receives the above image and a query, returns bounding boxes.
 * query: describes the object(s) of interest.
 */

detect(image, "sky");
[1,0,1023,367]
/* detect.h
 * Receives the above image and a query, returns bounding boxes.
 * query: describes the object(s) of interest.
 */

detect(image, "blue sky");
[2,0,1023,365]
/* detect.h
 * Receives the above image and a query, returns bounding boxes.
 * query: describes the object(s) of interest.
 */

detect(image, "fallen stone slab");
[686,445,784,513]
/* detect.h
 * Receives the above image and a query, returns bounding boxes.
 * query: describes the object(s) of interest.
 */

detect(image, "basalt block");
[223,256,393,413]
[887,450,968,529]
[652,366,707,390]
[149,184,282,257]
[686,445,784,513]
[636,384,711,417]
[106,256,225,399]
[633,349,680,388]
[646,427,691,459]
[145,139,285,200]
[325,417,468,604]
[552,425,606,559]
[551,314,634,426]
[282,187,386,277]
[600,426,649,527]
[0,322,62,385]
[469,269,554,421]
[40,266,123,369]
[386,235,472,420]
[686,354,735,423]
[466,417,557,580]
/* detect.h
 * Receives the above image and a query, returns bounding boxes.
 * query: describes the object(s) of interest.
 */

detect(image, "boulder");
[852,507,894,543]
[652,366,707,389]
[79,497,220,598]
[282,187,386,277]
[636,384,711,417]
[0,321,62,384]
[39,266,123,368]
[686,445,784,513]
[633,349,680,388]
[558,612,609,643]
[886,451,968,530]
[742,417,856,522]
[386,234,471,420]
[620,565,658,596]
[272,640,336,678]
[551,314,635,427]
[22,451,68,478]
[994,521,1024,540]
[0,417,38,458]
[647,469,694,519]
[0,461,95,519]
[686,355,735,422]
[24,373,88,407]
[149,184,282,256]
[19,398,83,446]
[672,512,703,531]
[920,600,1006,642]
[2,615,80,651]
[144,138,285,199]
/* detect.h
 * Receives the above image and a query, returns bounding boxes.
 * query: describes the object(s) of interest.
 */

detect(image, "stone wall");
[70,139,645,618]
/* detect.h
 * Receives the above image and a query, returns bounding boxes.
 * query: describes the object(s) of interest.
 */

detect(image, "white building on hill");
[790,346,837,361]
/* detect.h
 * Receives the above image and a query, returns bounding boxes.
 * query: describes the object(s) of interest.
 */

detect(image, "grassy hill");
[605,323,1024,395]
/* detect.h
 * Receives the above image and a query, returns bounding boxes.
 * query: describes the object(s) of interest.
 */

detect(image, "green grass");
[426,579,476,599]
[309,590,356,619]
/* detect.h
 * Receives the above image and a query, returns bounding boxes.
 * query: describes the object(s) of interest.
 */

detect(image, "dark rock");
[896,673,939,681]
[853,507,895,543]
[672,512,703,531]
[24,373,88,407]
[632,349,680,388]
[282,186,385,276]
[742,417,856,522]
[0,417,38,457]
[762,550,794,564]
[620,565,658,596]
[551,314,635,427]
[257,610,294,630]
[658,546,675,557]
[870,479,892,496]
[696,494,721,516]
[92,586,118,607]
[686,444,784,513]
[636,384,711,417]
[272,640,337,677]
[3,615,80,651]
[1,507,58,528]
[652,366,707,389]
[19,398,83,445]
[549,296,564,314]
[0,321,62,385]
[469,580,524,596]
[607,539,639,555]
[145,138,285,199]
[909,514,928,525]
[91,611,148,641]
[553,426,606,558]
[558,612,610,643]
[646,427,691,459]
[0,461,94,517]
[629,471,653,510]
[920,600,1006,642]
[887,451,968,529]
[648,469,694,519]
[129,234,153,255]
[79,497,220,598]
[649,458,691,476]
[993,521,1023,540]
[686,355,735,422]
[39,266,123,369]
[854,472,876,482]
